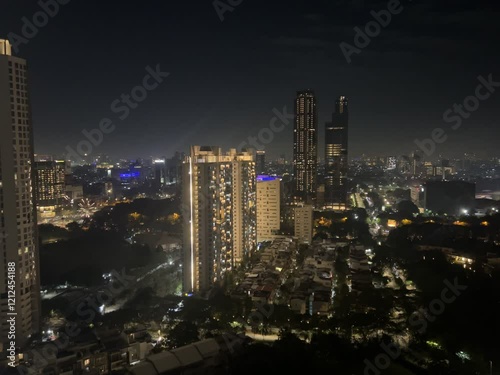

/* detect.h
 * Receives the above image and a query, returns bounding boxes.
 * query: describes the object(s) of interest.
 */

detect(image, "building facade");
[182,146,256,293]
[256,175,280,243]
[152,158,166,190]
[34,160,66,216]
[293,90,317,202]
[256,150,266,175]
[294,205,313,244]
[325,96,348,210]
[0,39,40,349]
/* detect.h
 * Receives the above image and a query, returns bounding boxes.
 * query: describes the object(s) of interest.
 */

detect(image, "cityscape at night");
[1,0,500,374]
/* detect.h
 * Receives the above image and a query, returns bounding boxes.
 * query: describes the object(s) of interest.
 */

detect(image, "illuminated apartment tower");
[325,96,349,210]
[293,90,317,202]
[0,39,41,347]
[256,175,280,243]
[34,160,66,215]
[182,146,256,293]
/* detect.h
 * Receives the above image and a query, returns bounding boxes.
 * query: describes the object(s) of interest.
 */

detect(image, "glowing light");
[189,156,194,292]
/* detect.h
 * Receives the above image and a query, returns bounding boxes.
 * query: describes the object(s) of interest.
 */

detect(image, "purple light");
[257,175,279,182]
[120,172,140,179]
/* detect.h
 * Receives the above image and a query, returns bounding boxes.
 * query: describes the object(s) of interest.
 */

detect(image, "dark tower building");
[293,90,317,202]
[325,96,349,210]
[256,150,266,175]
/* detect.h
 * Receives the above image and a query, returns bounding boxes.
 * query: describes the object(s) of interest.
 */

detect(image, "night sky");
[1,0,499,160]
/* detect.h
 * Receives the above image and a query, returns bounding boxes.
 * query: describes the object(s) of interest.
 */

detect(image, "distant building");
[182,146,256,293]
[316,183,325,207]
[65,179,84,202]
[34,160,66,216]
[386,156,397,170]
[128,335,246,375]
[256,175,280,242]
[0,39,41,347]
[256,150,266,175]
[410,185,421,206]
[277,154,286,165]
[411,150,423,176]
[424,181,476,216]
[325,96,349,210]
[153,158,166,189]
[166,151,184,184]
[294,205,313,244]
[349,244,373,294]
[293,90,317,202]
[424,161,434,176]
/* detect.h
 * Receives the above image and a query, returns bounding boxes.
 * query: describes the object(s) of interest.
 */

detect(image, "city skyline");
[1,2,500,373]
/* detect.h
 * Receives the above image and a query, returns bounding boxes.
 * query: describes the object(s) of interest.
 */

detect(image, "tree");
[397,200,419,217]
[168,321,199,348]
[66,221,83,237]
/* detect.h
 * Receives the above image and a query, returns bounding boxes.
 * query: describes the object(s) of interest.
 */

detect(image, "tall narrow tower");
[0,39,41,347]
[256,150,266,175]
[325,96,349,210]
[182,146,256,293]
[293,90,317,202]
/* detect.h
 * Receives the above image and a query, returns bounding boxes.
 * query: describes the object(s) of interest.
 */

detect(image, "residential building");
[0,39,41,349]
[256,175,280,242]
[182,146,256,293]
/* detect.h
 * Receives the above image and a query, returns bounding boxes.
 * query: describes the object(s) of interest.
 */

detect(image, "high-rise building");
[256,150,266,175]
[293,90,317,202]
[411,150,423,176]
[325,96,349,210]
[294,205,313,244]
[153,158,166,189]
[0,39,40,347]
[386,156,397,170]
[166,151,185,185]
[34,160,66,217]
[256,175,280,243]
[182,146,256,293]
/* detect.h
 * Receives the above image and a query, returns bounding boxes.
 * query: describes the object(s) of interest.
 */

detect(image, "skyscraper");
[325,96,349,210]
[293,90,317,202]
[256,175,280,243]
[182,146,256,293]
[0,39,41,347]
[153,158,166,190]
[256,150,266,175]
